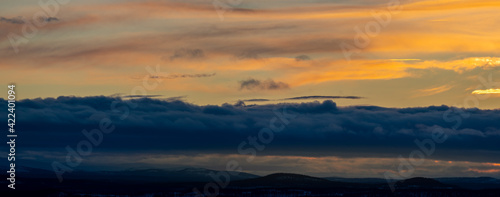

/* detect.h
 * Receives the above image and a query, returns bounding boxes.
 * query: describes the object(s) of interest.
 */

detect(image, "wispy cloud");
[295,55,311,61]
[389,59,421,62]
[0,16,24,24]
[121,94,163,98]
[168,48,205,61]
[239,78,289,90]
[283,95,363,100]
[241,98,271,102]
[472,89,500,94]
[241,95,363,102]
[0,16,59,25]
[163,95,187,101]
[143,73,216,79]
[43,17,59,22]
[414,85,453,97]
[1,0,500,108]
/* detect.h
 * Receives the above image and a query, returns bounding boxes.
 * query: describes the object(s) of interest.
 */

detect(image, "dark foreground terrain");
[2,166,500,197]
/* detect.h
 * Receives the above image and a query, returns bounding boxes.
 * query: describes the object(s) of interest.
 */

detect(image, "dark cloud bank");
[2,96,500,163]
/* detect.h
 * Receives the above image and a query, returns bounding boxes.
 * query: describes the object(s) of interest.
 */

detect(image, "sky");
[0,0,499,108]
[1,0,500,178]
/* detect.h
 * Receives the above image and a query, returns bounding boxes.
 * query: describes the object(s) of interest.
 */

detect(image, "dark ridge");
[229,173,357,189]
[395,177,455,189]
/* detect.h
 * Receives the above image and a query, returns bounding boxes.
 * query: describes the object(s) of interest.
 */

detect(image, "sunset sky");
[1,0,499,108]
[1,0,500,179]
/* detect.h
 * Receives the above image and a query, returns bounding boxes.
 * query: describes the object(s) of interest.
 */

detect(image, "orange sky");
[1,0,500,108]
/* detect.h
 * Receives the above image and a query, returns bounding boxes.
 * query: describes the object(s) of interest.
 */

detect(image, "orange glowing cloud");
[414,85,453,97]
[472,89,500,94]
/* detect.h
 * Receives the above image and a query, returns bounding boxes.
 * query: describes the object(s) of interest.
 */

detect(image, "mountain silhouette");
[394,177,454,189]
[436,177,500,189]
[229,173,361,189]
[3,166,500,197]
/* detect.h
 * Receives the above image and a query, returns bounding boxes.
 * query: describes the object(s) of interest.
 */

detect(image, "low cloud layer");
[3,96,499,166]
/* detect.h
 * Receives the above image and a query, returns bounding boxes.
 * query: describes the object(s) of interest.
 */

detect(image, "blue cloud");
[2,96,499,164]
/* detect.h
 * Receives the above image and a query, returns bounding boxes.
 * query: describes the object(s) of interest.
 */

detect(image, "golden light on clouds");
[472,89,500,94]
[415,85,453,97]
[0,0,499,108]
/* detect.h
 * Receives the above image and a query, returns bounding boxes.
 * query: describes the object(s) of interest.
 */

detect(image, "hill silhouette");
[2,166,500,196]
[395,177,454,189]
[229,173,365,189]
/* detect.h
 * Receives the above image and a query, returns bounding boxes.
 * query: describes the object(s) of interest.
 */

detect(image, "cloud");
[163,96,187,102]
[236,51,261,59]
[149,73,216,79]
[414,85,454,97]
[168,48,205,60]
[34,153,498,178]
[241,96,363,102]
[180,24,296,39]
[121,94,163,98]
[472,89,500,94]
[43,17,59,22]
[295,55,311,61]
[21,151,500,178]
[242,99,271,102]
[239,78,289,90]
[283,95,363,100]
[0,16,24,24]
[3,96,500,165]
[0,16,59,25]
